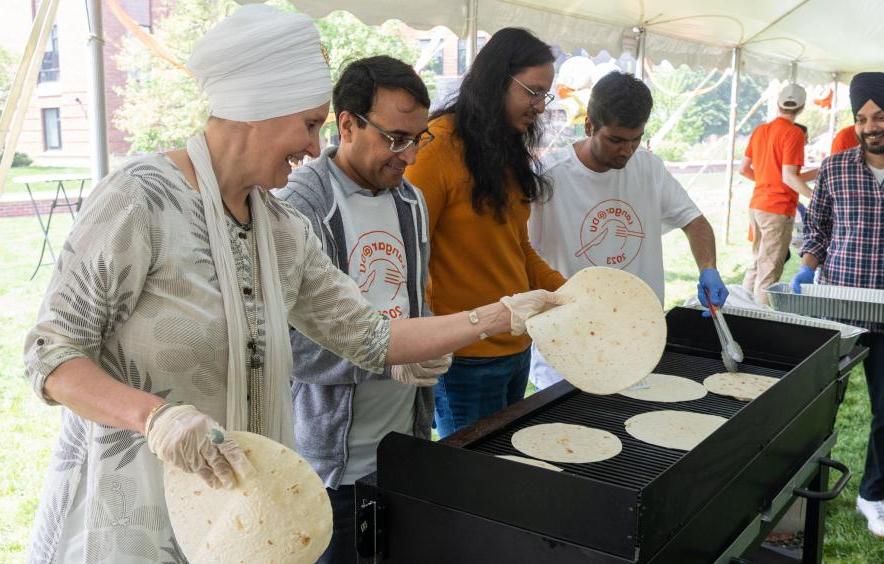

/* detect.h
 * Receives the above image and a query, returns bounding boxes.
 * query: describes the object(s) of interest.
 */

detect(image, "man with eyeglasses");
[528,71,727,390]
[274,55,446,563]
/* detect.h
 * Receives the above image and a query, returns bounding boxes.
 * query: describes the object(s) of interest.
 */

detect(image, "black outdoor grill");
[355,307,868,563]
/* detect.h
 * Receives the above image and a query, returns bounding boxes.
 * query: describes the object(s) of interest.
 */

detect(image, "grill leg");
[801,465,829,564]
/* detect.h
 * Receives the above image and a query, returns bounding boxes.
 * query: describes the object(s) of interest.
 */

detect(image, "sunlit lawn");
[1,166,91,198]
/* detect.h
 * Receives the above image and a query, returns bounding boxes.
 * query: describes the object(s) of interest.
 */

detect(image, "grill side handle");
[793,458,851,501]
[836,345,869,403]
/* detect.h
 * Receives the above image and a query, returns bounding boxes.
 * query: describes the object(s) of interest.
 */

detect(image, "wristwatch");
[468,309,489,340]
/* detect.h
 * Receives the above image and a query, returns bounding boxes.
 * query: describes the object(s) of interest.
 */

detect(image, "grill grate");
[469,350,789,490]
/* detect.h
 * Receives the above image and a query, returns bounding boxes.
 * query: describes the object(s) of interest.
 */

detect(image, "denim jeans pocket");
[454,355,502,367]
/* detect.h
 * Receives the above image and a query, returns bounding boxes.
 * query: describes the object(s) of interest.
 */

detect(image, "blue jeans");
[317,485,355,563]
[434,348,532,438]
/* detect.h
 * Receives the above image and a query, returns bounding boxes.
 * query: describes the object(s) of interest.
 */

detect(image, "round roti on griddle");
[511,422,622,464]
[624,410,726,451]
[164,431,332,564]
[618,373,707,403]
[527,267,666,395]
[703,372,778,401]
[496,454,564,472]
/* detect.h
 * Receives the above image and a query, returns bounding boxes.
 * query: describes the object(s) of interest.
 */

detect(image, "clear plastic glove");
[791,264,815,294]
[146,404,254,489]
[391,353,453,387]
[500,289,569,336]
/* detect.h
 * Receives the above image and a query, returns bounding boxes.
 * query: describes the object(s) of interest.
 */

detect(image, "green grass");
[0,170,880,562]
[0,215,70,563]
[2,166,91,198]
[826,370,884,563]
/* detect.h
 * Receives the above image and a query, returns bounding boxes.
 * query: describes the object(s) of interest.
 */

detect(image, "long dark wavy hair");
[433,28,554,221]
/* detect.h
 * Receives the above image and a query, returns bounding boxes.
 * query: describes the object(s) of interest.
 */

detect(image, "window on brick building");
[457,36,487,75]
[42,107,62,150]
[38,25,60,83]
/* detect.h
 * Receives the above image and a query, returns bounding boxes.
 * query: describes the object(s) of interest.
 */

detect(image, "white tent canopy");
[291,0,884,80]
[280,0,884,242]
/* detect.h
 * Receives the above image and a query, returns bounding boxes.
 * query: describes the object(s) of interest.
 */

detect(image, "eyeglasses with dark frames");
[354,113,435,153]
[509,75,555,106]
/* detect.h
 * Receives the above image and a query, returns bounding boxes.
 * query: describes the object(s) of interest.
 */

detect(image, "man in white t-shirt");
[529,71,728,389]
[275,56,449,563]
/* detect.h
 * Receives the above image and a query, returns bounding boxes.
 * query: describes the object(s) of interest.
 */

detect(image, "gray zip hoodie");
[273,146,433,488]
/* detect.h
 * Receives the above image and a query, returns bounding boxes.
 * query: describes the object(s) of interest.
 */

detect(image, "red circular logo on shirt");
[348,230,407,317]
[574,199,645,269]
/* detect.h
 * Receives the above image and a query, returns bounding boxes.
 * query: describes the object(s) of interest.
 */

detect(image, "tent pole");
[0,0,52,156]
[723,46,742,246]
[634,27,646,80]
[465,0,479,66]
[0,0,60,193]
[87,0,109,181]
[827,72,838,150]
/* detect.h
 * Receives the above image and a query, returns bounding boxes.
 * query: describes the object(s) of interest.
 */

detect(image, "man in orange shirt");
[740,84,818,304]
[831,124,860,154]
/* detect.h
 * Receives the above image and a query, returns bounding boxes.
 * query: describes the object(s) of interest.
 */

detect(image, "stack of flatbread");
[164,431,332,564]
[527,267,667,395]
[703,372,778,401]
[625,410,726,451]
[510,423,622,464]
[619,373,707,403]
[496,454,564,472]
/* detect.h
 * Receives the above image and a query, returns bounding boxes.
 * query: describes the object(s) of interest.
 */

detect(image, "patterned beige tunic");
[23,155,390,563]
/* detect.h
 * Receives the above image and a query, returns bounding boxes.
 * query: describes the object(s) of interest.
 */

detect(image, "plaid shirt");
[802,146,884,291]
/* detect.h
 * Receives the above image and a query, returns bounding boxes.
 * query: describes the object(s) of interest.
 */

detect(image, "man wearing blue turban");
[795,71,884,537]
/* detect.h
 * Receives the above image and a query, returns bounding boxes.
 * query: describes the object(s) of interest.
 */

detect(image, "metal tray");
[685,303,866,356]
[766,283,884,324]
[801,284,884,303]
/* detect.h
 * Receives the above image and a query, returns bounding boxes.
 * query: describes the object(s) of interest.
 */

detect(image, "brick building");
[0,1,165,166]
[0,2,485,167]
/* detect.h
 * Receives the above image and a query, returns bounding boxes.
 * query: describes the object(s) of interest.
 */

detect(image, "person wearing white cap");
[22,5,563,561]
[739,83,818,304]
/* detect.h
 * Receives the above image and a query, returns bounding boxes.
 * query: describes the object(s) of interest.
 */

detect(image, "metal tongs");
[705,289,744,372]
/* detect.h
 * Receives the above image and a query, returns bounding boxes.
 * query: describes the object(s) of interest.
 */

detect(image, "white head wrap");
[182,3,333,447]
[188,3,331,121]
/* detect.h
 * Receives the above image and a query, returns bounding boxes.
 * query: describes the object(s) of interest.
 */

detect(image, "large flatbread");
[527,267,666,395]
[625,410,726,451]
[164,431,332,564]
[703,372,778,401]
[511,423,622,463]
[619,373,707,403]
[496,454,564,472]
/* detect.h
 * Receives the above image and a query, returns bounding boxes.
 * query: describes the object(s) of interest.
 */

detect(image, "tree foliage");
[644,64,766,161]
[114,0,236,152]
[0,45,16,116]
[115,0,424,153]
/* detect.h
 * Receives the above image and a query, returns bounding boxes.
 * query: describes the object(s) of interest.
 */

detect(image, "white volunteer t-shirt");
[528,144,701,390]
[329,163,416,485]
[530,144,701,304]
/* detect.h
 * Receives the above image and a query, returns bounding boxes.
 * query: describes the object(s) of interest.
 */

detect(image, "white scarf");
[186,133,294,448]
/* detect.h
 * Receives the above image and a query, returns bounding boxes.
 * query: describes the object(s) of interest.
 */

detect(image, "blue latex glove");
[698,268,728,316]
[791,264,815,294]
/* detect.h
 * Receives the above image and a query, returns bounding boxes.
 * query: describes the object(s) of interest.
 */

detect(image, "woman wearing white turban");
[22,5,562,562]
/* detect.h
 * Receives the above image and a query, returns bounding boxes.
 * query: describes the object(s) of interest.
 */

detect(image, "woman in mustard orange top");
[405,28,565,437]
